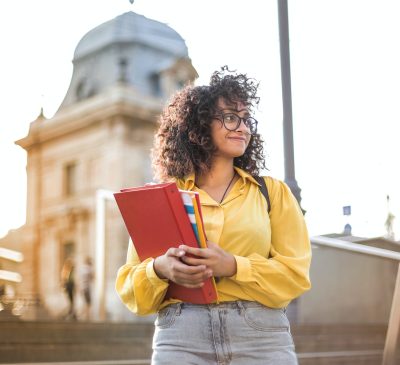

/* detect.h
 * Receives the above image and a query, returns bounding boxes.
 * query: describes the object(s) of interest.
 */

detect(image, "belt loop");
[176,302,182,316]
[236,300,244,315]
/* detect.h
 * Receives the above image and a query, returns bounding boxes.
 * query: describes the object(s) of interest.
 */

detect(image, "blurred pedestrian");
[61,258,76,320]
[80,256,94,320]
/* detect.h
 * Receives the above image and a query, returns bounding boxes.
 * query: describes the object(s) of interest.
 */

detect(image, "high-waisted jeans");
[152,301,298,365]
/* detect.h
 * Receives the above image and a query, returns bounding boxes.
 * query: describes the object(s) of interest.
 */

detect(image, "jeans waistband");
[166,300,279,312]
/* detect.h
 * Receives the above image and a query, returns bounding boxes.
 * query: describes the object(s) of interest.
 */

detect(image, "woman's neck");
[196,158,235,189]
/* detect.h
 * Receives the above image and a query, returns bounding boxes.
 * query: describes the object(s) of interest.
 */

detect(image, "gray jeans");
[152,301,298,365]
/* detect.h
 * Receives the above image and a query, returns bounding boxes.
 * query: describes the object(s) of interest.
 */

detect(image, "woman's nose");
[236,119,250,133]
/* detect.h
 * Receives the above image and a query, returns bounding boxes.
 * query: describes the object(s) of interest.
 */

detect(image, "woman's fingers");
[172,270,212,287]
[180,255,207,266]
[179,281,205,288]
[166,247,186,258]
[163,253,212,285]
[178,245,209,257]
[173,262,212,280]
[155,244,216,283]
[177,271,211,281]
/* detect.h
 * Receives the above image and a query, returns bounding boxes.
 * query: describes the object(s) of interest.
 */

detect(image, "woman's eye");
[224,115,236,123]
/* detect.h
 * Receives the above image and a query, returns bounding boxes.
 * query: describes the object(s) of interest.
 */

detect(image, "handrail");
[0,361,150,365]
[311,235,400,365]
[311,235,400,261]
[0,269,22,283]
[0,247,24,285]
[0,247,24,262]
[95,189,116,321]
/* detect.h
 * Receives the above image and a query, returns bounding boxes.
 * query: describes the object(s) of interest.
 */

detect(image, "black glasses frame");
[213,113,258,135]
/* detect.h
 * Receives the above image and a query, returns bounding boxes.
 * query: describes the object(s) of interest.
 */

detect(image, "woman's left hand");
[179,241,237,278]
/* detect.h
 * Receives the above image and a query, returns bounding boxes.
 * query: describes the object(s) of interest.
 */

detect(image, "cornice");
[16,84,163,150]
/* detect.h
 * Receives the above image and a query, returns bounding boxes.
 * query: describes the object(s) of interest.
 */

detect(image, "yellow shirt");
[115,167,311,315]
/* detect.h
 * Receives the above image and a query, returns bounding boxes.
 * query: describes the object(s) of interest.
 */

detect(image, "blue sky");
[0,0,399,239]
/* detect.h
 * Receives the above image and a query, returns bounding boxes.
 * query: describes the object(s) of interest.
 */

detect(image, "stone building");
[0,11,197,321]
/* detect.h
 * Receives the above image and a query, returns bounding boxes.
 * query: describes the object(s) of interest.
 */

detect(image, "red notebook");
[114,182,217,304]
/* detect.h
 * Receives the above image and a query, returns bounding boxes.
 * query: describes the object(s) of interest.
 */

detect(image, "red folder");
[114,182,217,304]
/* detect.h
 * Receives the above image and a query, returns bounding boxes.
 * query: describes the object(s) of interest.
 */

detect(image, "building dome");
[74,12,188,61]
[57,11,195,111]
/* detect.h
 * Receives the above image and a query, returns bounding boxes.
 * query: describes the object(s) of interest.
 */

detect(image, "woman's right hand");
[153,248,212,288]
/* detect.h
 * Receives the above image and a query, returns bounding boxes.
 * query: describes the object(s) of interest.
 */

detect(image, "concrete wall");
[296,244,398,324]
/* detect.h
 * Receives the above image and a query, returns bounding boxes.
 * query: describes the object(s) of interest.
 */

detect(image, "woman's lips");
[228,137,246,142]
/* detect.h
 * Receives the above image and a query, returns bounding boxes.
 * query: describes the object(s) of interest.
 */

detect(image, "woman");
[116,67,311,364]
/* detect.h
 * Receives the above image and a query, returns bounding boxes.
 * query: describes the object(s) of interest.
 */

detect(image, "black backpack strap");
[254,176,271,214]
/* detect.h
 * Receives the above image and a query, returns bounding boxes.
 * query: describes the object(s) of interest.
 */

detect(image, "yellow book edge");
[190,193,219,302]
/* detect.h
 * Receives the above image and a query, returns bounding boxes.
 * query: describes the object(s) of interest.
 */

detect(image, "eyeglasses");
[213,113,258,135]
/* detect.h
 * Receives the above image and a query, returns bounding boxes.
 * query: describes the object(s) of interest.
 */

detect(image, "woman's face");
[210,97,252,159]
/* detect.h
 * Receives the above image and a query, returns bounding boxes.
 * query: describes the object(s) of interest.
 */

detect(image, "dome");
[74,12,188,60]
[57,11,196,112]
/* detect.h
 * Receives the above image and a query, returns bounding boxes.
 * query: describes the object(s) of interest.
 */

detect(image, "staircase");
[0,321,154,363]
[0,320,394,364]
[292,323,387,365]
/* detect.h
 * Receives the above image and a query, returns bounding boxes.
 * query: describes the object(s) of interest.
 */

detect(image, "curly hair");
[152,66,266,181]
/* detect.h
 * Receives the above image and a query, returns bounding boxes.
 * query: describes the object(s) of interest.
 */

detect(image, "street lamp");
[277,0,305,214]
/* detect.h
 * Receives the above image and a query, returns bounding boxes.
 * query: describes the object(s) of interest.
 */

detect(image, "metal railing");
[311,235,400,365]
[0,361,150,365]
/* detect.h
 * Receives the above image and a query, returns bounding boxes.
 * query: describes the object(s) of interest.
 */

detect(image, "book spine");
[190,195,206,249]
[164,185,198,248]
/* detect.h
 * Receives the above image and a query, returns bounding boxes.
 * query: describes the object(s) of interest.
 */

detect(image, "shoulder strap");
[254,176,271,214]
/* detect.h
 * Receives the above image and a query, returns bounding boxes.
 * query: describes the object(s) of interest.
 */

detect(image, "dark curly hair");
[152,66,266,181]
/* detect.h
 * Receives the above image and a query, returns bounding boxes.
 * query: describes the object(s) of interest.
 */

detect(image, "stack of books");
[114,182,218,304]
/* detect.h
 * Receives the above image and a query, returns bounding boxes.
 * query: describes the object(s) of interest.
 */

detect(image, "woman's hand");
[153,247,213,288]
[179,241,237,278]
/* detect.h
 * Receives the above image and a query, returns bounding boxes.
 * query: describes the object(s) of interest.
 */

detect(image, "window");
[150,74,161,96]
[76,79,87,101]
[65,163,77,196]
[62,242,75,263]
[176,79,185,90]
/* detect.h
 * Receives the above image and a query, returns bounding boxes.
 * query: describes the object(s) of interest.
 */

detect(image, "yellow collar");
[178,166,261,191]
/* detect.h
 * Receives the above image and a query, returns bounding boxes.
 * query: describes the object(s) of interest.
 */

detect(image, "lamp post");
[277,0,304,213]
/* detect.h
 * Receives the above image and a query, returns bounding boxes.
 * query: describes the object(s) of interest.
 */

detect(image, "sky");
[0,0,399,240]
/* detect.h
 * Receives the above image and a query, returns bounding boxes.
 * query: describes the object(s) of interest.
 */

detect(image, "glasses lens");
[222,114,241,131]
[245,117,258,133]
[219,113,258,134]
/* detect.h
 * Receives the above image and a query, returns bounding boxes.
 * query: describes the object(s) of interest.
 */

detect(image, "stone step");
[0,351,390,365]
[0,321,154,363]
[0,320,391,364]
[297,350,383,365]
[0,321,154,343]
[291,324,386,353]
[0,343,152,363]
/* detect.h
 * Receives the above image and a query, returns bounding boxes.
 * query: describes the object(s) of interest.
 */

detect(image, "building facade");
[0,11,197,321]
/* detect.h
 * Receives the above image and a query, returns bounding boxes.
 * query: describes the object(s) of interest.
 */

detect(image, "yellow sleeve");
[233,177,311,308]
[115,240,169,315]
